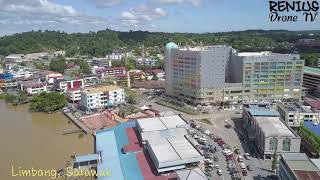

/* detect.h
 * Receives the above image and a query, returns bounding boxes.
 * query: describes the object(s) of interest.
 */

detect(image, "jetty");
[63,111,92,135]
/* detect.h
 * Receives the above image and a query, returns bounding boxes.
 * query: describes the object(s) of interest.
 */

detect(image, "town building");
[4,54,25,63]
[37,70,63,84]
[135,57,158,68]
[303,66,320,92]
[89,58,112,68]
[106,52,125,61]
[145,69,165,80]
[95,67,127,78]
[19,81,48,95]
[11,69,33,79]
[53,50,65,57]
[243,105,301,159]
[278,153,320,180]
[67,88,82,103]
[80,85,124,112]
[277,103,320,127]
[91,115,202,179]
[55,77,84,93]
[0,73,14,80]
[165,42,304,105]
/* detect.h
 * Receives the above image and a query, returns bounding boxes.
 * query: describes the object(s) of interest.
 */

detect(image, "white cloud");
[86,0,122,8]
[153,0,203,7]
[120,5,167,27]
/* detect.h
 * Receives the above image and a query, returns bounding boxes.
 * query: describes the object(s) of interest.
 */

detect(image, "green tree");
[79,60,91,74]
[49,58,66,73]
[125,88,140,104]
[30,92,67,112]
[271,150,278,173]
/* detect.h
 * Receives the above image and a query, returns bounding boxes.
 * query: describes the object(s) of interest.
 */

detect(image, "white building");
[37,71,63,84]
[277,103,320,127]
[106,52,125,60]
[12,69,33,78]
[80,85,125,112]
[53,50,66,57]
[5,54,25,63]
[67,88,82,103]
[135,58,158,68]
[19,81,48,95]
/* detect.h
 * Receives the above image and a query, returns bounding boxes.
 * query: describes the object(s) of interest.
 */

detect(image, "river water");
[0,101,93,179]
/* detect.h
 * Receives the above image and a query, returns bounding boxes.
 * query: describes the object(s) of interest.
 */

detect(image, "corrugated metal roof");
[304,66,320,76]
[137,115,187,132]
[75,154,100,163]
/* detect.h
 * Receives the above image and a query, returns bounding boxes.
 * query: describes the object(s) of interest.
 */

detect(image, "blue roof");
[75,154,100,163]
[166,42,178,49]
[95,121,143,180]
[304,121,320,137]
[247,107,280,117]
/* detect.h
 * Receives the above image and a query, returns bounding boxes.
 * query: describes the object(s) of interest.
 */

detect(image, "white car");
[204,159,213,164]
[193,135,199,139]
[239,163,246,169]
[223,149,232,155]
[204,130,211,135]
[238,155,243,162]
[244,153,250,160]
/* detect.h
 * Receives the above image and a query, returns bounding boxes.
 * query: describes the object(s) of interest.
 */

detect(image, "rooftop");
[304,66,320,76]
[83,85,123,94]
[255,116,295,137]
[281,153,320,180]
[137,115,187,132]
[278,103,315,113]
[20,81,46,88]
[246,106,280,117]
[304,121,320,137]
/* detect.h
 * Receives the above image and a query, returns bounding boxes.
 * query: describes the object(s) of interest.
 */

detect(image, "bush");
[30,92,67,112]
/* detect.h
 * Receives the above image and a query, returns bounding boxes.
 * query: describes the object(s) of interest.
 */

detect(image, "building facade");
[277,103,320,127]
[80,85,125,112]
[19,81,48,95]
[243,105,301,159]
[67,88,82,103]
[165,43,305,105]
[303,66,320,91]
[278,153,320,180]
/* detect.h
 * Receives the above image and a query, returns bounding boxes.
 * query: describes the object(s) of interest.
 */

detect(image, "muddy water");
[0,101,93,179]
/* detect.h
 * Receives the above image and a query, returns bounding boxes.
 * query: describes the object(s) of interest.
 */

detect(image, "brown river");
[0,101,93,179]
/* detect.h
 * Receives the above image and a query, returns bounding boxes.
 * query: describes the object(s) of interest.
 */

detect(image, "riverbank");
[0,101,93,180]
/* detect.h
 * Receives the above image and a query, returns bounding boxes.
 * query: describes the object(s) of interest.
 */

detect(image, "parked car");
[246,165,252,171]
[242,170,248,176]
[217,169,222,176]
[244,153,250,160]
[190,123,196,128]
[238,156,243,162]
[239,163,246,169]
[214,156,219,162]
[204,159,213,164]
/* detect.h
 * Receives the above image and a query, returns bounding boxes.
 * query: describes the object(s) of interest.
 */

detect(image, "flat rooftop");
[255,116,295,137]
[246,106,280,117]
[177,45,230,52]
[304,66,320,76]
[281,153,320,180]
[83,85,122,94]
[278,103,315,113]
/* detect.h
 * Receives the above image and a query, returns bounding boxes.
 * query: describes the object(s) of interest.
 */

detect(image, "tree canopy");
[30,92,67,112]
[49,57,66,73]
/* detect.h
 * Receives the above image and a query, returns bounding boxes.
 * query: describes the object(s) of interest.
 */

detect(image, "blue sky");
[0,0,319,35]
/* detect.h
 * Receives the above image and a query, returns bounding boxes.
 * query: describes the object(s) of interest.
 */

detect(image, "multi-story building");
[95,67,127,78]
[19,81,48,95]
[277,103,320,127]
[89,58,112,68]
[37,70,63,84]
[243,105,301,159]
[67,88,82,103]
[278,152,320,180]
[135,58,157,68]
[303,66,320,91]
[11,69,33,79]
[80,85,125,112]
[106,52,125,61]
[55,77,84,93]
[165,42,305,105]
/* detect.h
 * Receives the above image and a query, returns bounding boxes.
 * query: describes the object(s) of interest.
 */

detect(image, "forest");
[0,29,320,66]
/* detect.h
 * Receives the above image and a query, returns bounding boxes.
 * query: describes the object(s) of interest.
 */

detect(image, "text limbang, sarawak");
[269,1,319,22]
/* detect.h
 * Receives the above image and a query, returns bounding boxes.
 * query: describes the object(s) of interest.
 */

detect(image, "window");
[269,137,278,151]
[282,138,291,151]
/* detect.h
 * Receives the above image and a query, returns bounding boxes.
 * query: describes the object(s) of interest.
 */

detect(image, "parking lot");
[188,118,273,180]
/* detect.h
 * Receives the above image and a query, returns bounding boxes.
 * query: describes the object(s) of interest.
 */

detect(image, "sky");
[0,0,319,36]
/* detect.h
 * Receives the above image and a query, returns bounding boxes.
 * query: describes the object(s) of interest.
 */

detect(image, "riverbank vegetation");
[30,92,67,113]
[0,92,28,104]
